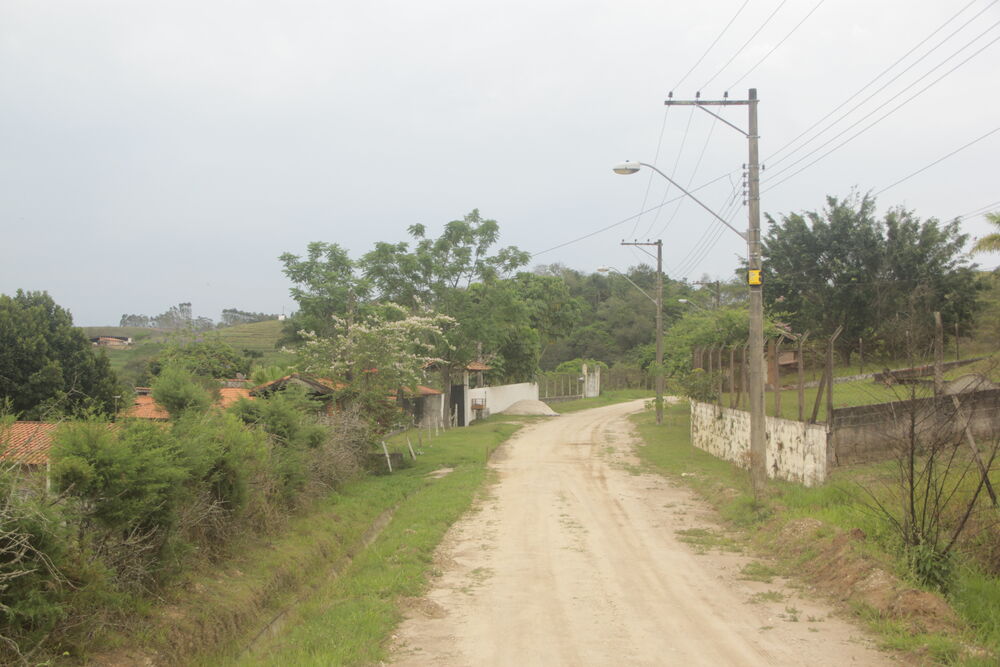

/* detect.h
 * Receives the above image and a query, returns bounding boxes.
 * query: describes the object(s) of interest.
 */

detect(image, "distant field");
[81,320,294,384]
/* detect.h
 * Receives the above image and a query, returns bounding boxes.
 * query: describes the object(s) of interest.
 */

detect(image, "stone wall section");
[690,401,829,487]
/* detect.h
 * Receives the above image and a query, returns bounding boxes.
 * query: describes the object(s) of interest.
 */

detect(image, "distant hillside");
[81,320,291,384]
[214,320,286,357]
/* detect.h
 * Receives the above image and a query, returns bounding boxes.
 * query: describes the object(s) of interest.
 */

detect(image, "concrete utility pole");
[620,240,664,425]
[660,88,765,494]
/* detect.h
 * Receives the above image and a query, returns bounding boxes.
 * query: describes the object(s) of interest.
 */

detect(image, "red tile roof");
[219,387,252,407]
[125,386,254,419]
[465,362,492,371]
[0,421,57,465]
[126,395,170,420]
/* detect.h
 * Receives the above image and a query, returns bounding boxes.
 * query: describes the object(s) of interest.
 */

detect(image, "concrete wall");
[582,365,601,398]
[416,394,446,429]
[830,388,1000,466]
[468,382,539,423]
[690,401,829,487]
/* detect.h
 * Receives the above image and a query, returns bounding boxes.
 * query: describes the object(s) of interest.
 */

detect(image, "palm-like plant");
[971,211,1000,254]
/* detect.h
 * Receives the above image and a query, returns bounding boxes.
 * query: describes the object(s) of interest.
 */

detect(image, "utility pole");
[663,88,765,494]
[621,240,664,425]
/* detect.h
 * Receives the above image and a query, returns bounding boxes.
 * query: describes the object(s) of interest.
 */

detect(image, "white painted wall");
[690,401,829,486]
[467,382,539,423]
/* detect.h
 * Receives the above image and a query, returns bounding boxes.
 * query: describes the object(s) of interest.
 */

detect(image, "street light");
[677,298,708,312]
[612,88,766,493]
[598,265,664,424]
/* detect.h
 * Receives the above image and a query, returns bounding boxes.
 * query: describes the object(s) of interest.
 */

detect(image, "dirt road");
[390,400,894,666]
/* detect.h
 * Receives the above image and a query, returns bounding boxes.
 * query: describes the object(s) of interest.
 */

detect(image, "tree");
[219,308,278,327]
[151,365,215,418]
[149,337,251,379]
[762,193,980,361]
[0,291,120,419]
[295,305,451,429]
[278,242,369,342]
[281,211,535,406]
[971,211,1000,254]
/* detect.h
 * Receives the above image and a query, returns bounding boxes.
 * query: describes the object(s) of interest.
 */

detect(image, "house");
[0,421,56,468]
[250,373,445,427]
[1,421,59,492]
[90,336,133,348]
[124,383,254,420]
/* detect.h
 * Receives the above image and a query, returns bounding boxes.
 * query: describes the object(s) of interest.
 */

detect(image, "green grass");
[182,417,521,666]
[713,351,1000,422]
[551,389,654,413]
[630,400,1000,663]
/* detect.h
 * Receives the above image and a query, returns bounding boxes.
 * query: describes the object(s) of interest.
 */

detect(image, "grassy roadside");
[183,417,522,666]
[630,401,1000,665]
[550,388,654,413]
[93,418,521,666]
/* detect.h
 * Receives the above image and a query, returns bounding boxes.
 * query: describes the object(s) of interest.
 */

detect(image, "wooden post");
[716,344,724,407]
[381,441,393,473]
[825,327,843,423]
[955,322,960,360]
[742,343,750,411]
[774,339,782,419]
[407,437,416,460]
[810,367,827,424]
[797,333,810,422]
[729,345,738,408]
[934,311,944,396]
[951,395,998,507]
[858,337,864,374]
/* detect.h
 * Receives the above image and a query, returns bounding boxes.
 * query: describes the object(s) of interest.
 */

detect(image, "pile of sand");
[500,399,560,416]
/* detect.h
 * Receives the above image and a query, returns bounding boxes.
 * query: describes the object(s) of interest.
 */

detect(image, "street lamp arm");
[622,161,748,242]
[606,268,657,306]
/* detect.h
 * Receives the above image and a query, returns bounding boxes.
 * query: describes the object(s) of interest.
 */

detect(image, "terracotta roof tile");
[465,362,492,371]
[126,395,170,420]
[219,387,251,407]
[0,421,57,465]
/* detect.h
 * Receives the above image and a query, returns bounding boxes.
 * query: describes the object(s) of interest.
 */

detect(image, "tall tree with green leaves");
[278,241,370,342]
[762,193,980,361]
[0,290,120,419]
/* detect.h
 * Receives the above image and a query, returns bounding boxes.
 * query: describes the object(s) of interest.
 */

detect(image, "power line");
[632,106,672,237]
[956,198,1000,219]
[656,115,720,237]
[643,107,697,237]
[672,0,751,92]
[530,171,736,258]
[727,0,828,91]
[765,0,990,166]
[874,126,1000,196]
[701,0,789,91]
[762,29,1000,192]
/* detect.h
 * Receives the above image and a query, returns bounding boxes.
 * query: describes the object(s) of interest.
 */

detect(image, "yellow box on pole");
[748,269,762,285]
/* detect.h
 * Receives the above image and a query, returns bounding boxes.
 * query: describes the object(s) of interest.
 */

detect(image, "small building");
[125,383,253,420]
[1,421,58,491]
[90,336,133,347]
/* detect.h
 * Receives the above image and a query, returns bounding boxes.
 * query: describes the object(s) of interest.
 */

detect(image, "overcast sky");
[2,0,998,326]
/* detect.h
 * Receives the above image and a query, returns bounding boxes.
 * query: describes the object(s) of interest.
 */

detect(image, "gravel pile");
[500,399,560,416]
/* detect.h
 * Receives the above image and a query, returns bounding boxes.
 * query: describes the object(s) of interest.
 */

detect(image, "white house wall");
[467,382,540,424]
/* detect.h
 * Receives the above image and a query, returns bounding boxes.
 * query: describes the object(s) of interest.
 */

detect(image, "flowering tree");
[295,304,453,429]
